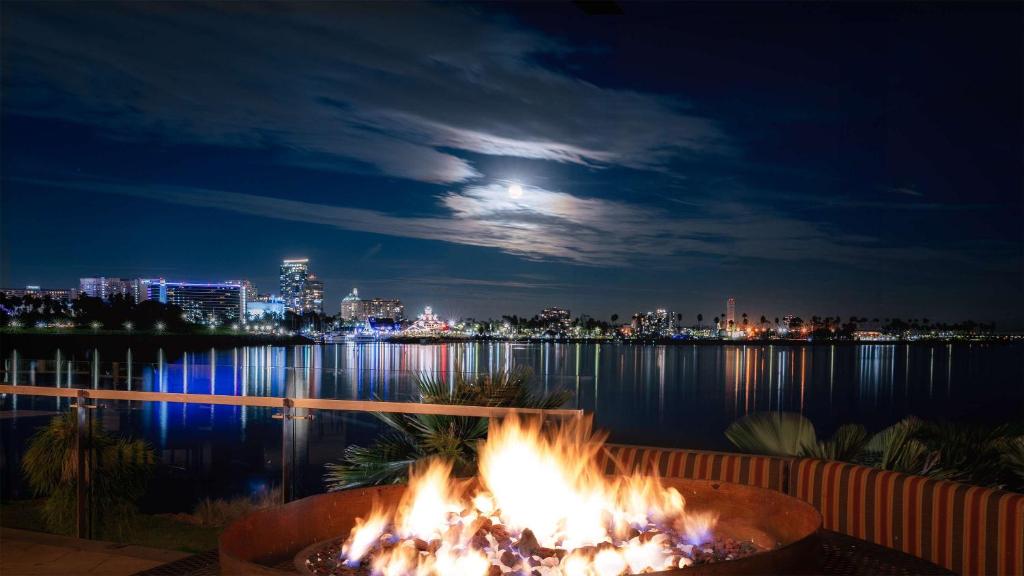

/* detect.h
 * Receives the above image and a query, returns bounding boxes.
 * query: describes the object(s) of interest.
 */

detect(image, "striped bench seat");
[598,443,791,492]
[790,459,1024,576]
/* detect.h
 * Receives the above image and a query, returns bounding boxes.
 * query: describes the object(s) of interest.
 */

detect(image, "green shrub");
[22,412,154,539]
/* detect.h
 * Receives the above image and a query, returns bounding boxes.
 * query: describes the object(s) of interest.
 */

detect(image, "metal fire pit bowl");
[219,478,822,575]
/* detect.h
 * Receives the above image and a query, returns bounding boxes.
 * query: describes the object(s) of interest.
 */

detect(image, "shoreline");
[1,330,1017,357]
[0,330,312,358]
[383,335,1018,345]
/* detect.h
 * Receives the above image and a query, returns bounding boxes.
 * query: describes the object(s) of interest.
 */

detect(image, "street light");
[154,321,166,332]
[123,321,134,332]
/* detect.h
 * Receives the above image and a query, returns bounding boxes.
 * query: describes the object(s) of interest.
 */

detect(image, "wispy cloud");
[21,176,958,268]
[888,186,924,197]
[1,3,726,184]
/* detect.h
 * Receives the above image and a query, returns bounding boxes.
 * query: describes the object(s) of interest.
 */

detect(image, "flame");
[336,414,718,575]
[341,501,390,566]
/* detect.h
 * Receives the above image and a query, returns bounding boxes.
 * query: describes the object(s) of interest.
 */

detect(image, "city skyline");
[2,3,1021,326]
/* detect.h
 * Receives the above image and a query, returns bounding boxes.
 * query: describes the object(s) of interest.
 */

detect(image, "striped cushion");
[790,459,1024,576]
[599,444,790,492]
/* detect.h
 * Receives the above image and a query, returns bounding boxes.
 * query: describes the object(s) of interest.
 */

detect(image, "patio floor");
[0,527,190,576]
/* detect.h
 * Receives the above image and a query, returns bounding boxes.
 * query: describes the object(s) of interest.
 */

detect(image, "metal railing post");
[73,389,92,539]
[283,399,294,504]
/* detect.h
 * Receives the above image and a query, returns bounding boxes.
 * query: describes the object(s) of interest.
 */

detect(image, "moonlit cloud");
[1,3,726,184]
[22,177,960,269]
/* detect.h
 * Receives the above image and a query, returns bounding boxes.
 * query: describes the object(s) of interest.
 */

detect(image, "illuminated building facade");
[246,296,286,320]
[631,308,675,337]
[79,277,136,301]
[540,307,571,329]
[340,288,403,322]
[340,288,362,321]
[279,258,323,314]
[2,286,79,302]
[143,279,244,322]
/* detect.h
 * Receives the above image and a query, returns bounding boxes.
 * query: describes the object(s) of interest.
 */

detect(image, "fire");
[337,415,719,575]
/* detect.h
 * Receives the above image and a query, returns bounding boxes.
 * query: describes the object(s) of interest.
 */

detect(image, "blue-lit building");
[246,296,286,321]
[142,279,246,322]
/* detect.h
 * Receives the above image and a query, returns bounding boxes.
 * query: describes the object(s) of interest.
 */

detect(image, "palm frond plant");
[859,417,944,477]
[324,368,571,491]
[913,421,1024,489]
[725,412,868,461]
[998,436,1024,491]
[21,412,155,539]
[810,423,869,462]
[724,412,820,457]
[727,412,1024,491]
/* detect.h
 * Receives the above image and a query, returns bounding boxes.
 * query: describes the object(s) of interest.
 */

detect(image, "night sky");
[2,2,1021,326]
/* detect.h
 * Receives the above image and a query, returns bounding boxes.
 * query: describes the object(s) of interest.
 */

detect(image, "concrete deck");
[0,527,190,576]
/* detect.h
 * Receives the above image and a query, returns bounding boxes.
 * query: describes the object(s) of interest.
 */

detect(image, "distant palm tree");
[697,313,703,328]
[610,313,619,323]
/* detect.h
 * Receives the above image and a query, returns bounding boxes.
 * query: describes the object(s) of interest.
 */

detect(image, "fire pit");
[221,415,820,575]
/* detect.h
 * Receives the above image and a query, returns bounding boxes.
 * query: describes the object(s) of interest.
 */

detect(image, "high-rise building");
[540,307,571,329]
[142,279,244,322]
[279,258,323,314]
[280,259,309,312]
[366,298,403,321]
[225,279,255,318]
[305,274,324,314]
[340,288,362,320]
[340,288,403,322]
[79,277,136,301]
[630,308,675,337]
[726,298,736,329]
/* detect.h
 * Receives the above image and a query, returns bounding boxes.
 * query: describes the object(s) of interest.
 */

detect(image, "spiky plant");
[727,413,1024,490]
[998,436,1024,491]
[914,421,1024,489]
[324,368,571,490]
[810,423,869,462]
[859,417,942,476]
[724,412,819,457]
[725,412,868,461]
[21,412,155,538]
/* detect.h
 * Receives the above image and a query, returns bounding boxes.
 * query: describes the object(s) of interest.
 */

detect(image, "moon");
[508,182,523,199]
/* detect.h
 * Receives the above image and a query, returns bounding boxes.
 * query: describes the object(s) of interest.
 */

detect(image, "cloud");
[21,176,954,268]
[889,187,924,197]
[1,3,727,184]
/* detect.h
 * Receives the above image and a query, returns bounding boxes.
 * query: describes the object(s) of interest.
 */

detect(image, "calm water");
[2,342,1021,507]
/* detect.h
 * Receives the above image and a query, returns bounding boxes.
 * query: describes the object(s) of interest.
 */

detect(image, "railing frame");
[0,384,584,538]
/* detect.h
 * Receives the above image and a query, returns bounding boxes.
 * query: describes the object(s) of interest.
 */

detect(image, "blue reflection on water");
[2,342,1022,509]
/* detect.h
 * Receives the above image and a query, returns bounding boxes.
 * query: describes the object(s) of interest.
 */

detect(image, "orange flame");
[340,414,717,575]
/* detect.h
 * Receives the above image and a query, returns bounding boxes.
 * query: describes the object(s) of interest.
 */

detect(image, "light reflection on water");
[2,342,1021,503]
